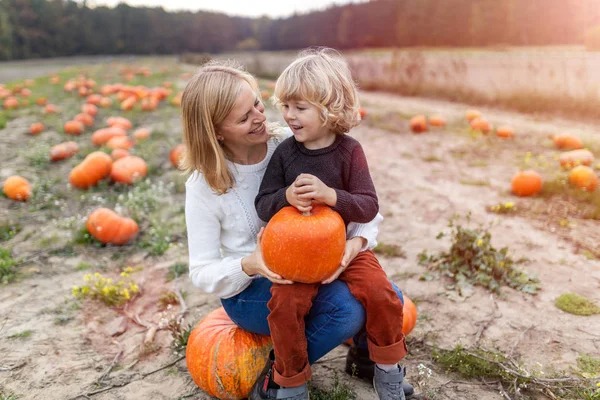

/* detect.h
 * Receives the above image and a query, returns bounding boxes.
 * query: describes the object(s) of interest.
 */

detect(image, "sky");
[81,0,368,18]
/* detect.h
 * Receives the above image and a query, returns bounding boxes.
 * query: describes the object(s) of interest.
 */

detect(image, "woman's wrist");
[241,254,255,276]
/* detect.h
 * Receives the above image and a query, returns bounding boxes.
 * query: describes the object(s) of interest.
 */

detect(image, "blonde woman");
[182,58,414,400]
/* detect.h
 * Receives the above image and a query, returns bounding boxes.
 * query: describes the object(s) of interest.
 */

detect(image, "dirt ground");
[0,59,599,400]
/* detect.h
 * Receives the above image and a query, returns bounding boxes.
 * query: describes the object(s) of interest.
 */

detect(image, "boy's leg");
[267,282,319,387]
[338,250,407,364]
[221,277,366,362]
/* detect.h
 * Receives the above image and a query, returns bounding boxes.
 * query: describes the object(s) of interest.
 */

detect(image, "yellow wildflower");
[123,289,130,300]
[125,266,134,273]
[504,202,514,208]
[81,286,90,295]
[130,283,139,293]
[102,287,110,295]
[83,274,92,282]
[94,272,101,278]
[72,286,80,296]
[476,239,483,247]
[120,271,129,277]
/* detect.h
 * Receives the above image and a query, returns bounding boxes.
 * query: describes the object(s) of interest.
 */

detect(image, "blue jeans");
[221,277,404,364]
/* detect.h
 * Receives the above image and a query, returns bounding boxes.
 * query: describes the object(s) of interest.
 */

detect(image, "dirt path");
[1,70,599,399]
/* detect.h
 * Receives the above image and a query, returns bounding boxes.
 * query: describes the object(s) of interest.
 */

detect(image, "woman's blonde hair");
[273,47,360,135]
[180,59,260,194]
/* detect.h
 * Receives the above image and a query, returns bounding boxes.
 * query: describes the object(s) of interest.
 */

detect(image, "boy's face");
[282,100,334,150]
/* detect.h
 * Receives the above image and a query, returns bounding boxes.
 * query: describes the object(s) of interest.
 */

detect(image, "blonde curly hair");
[273,47,360,135]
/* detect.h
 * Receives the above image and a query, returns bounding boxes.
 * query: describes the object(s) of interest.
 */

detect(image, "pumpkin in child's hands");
[261,205,346,283]
[186,307,272,400]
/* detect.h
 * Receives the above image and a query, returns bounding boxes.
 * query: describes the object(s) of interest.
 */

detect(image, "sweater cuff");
[332,189,351,220]
[224,258,255,291]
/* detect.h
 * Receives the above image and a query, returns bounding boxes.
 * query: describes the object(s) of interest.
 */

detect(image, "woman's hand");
[242,228,293,285]
[321,236,365,284]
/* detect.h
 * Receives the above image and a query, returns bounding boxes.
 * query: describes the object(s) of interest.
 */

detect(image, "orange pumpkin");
[91,127,127,146]
[120,96,137,111]
[511,170,542,197]
[496,126,515,139]
[358,107,367,120]
[106,136,134,150]
[3,176,31,201]
[559,149,594,169]
[552,134,583,150]
[20,88,31,97]
[107,116,132,130]
[50,141,79,162]
[133,128,150,140]
[74,113,94,127]
[111,148,130,160]
[86,208,139,245]
[470,117,491,133]
[261,205,346,283]
[3,96,18,109]
[261,90,271,101]
[465,109,481,122]
[409,115,428,133]
[429,115,446,127]
[110,156,148,184]
[186,307,272,400]
[35,97,47,106]
[99,97,113,108]
[569,165,598,192]
[170,144,185,169]
[86,94,102,105]
[29,122,45,135]
[44,104,58,114]
[69,151,113,189]
[81,103,98,116]
[64,120,85,135]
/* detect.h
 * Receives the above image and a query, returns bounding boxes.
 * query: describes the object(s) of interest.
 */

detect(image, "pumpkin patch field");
[1,57,600,399]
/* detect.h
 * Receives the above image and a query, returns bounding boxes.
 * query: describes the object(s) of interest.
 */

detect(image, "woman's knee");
[312,280,366,337]
[390,281,405,304]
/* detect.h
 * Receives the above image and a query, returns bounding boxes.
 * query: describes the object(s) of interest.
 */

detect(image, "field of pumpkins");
[1,58,600,400]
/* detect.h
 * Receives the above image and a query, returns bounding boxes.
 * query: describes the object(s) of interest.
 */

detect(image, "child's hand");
[293,173,337,207]
[286,184,313,213]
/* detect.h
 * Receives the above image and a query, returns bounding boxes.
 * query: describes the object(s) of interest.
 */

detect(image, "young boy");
[253,48,408,400]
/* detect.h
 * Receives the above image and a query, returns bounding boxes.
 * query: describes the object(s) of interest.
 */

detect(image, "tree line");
[1,0,599,61]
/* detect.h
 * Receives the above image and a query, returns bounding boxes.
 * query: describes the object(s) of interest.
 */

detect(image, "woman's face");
[217,80,268,156]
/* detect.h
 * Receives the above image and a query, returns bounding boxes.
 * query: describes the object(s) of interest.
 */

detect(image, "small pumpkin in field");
[86,208,139,245]
[186,307,272,400]
[465,109,481,122]
[551,134,583,150]
[470,117,491,133]
[50,141,79,161]
[358,107,367,120]
[91,127,127,146]
[559,149,594,169]
[44,104,58,114]
[133,128,150,140]
[111,148,130,160]
[107,116,133,131]
[81,103,98,117]
[64,120,85,135]
[110,156,148,184]
[569,165,598,192]
[261,90,271,101]
[120,96,137,111]
[496,126,515,139]
[86,94,102,105]
[69,151,113,189]
[74,112,94,127]
[511,170,543,197]
[3,96,19,109]
[3,176,31,201]
[106,136,134,150]
[35,97,47,106]
[29,122,45,135]
[99,97,113,108]
[170,144,185,169]
[409,115,428,133]
[429,115,446,127]
[262,205,346,283]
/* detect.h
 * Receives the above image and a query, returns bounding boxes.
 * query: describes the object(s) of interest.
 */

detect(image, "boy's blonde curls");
[273,47,360,134]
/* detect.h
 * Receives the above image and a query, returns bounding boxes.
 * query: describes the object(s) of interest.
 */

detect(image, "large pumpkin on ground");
[110,156,148,184]
[86,208,139,245]
[50,141,79,161]
[558,149,594,169]
[511,170,542,197]
[569,165,598,192]
[409,115,428,133]
[261,205,346,283]
[3,176,31,201]
[69,151,113,189]
[186,307,272,400]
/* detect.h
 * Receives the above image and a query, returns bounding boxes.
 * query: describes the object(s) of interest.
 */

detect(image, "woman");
[181,59,414,400]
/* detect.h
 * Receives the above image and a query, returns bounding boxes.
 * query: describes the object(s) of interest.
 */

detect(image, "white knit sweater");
[185,130,383,299]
